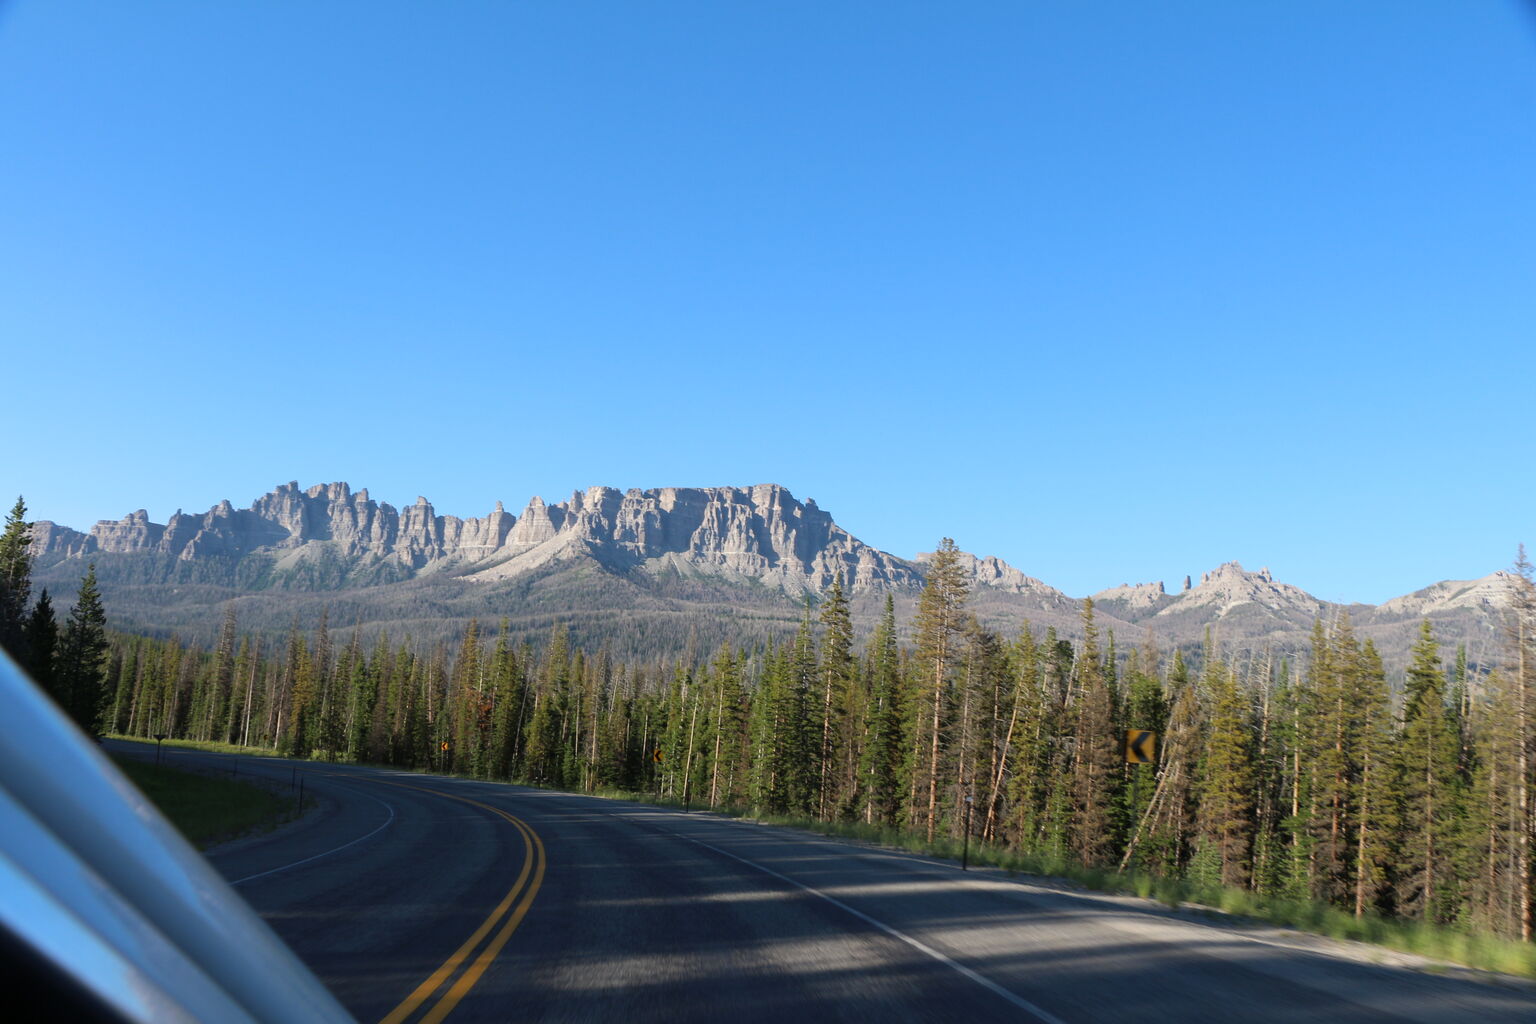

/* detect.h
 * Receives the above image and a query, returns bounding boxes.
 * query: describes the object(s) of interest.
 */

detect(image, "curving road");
[109,741,1536,1023]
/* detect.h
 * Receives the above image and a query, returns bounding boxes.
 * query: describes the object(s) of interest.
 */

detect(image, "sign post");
[153,733,168,767]
[961,787,974,871]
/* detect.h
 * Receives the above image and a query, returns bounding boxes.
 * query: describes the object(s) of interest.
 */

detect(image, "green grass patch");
[107,734,286,758]
[113,756,298,849]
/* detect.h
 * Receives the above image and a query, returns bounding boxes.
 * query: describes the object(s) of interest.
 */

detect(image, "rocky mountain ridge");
[1092,562,1341,628]
[30,481,924,594]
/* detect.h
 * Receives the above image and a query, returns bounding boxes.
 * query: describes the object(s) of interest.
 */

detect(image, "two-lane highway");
[110,743,545,1023]
[111,741,1536,1022]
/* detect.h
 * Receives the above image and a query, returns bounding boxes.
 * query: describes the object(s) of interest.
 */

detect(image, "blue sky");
[3,2,1534,605]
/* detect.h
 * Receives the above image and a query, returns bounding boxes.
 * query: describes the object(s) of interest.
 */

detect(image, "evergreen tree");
[967,622,1011,841]
[1350,640,1398,918]
[859,596,903,825]
[1070,599,1120,866]
[0,496,32,661]
[913,538,969,841]
[1122,649,1197,875]
[204,605,238,742]
[282,624,315,757]
[1306,616,1352,906]
[817,571,854,819]
[1252,656,1297,897]
[346,634,378,763]
[705,644,748,807]
[524,637,567,785]
[1000,624,1043,846]
[487,622,524,780]
[1463,669,1522,936]
[1120,632,1166,857]
[1037,626,1077,857]
[1503,548,1536,940]
[53,564,109,733]
[421,646,452,769]
[450,620,485,775]
[1451,643,1474,776]
[313,611,345,759]
[1394,620,1460,923]
[225,635,256,747]
[23,589,57,695]
[769,609,819,814]
[106,635,138,736]
[1195,659,1254,889]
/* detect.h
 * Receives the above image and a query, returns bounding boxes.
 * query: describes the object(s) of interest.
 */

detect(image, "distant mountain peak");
[1090,560,1326,627]
[1091,580,1170,615]
[1372,571,1511,621]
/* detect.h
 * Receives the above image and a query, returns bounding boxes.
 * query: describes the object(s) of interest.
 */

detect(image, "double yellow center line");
[371,780,547,1024]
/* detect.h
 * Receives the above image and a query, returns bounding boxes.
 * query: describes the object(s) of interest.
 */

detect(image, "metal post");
[962,791,973,871]
[298,774,304,807]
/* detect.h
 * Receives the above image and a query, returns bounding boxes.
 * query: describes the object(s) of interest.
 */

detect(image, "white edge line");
[675,831,1069,1024]
[229,786,396,886]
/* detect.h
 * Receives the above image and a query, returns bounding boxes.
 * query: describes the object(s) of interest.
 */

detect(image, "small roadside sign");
[1124,730,1156,764]
[652,748,664,764]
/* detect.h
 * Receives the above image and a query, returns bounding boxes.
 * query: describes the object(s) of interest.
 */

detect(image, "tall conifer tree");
[913,538,968,841]
[54,564,109,733]
[859,596,903,825]
[1196,660,1254,889]
[817,572,854,819]
[1394,620,1460,922]
[0,496,33,661]
[1070,599,1120,866]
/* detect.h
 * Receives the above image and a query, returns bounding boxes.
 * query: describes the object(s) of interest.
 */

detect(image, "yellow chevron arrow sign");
[1124,730,1156,764]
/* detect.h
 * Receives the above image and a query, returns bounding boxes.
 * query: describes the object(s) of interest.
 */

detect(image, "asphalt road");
[109,741,1536,1023]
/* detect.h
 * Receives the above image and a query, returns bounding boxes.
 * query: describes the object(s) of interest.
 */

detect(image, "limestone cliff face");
[29,482,513,575]
[28,481,922,593]
[465,484,922,593]
[1091,580,1173,616]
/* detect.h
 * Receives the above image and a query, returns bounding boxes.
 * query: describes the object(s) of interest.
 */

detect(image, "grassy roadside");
[130,736,1536,979]
[596,788,1536,980]
[112,756,301,849]
[817,823,1536,979]
[107,733,287,758]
